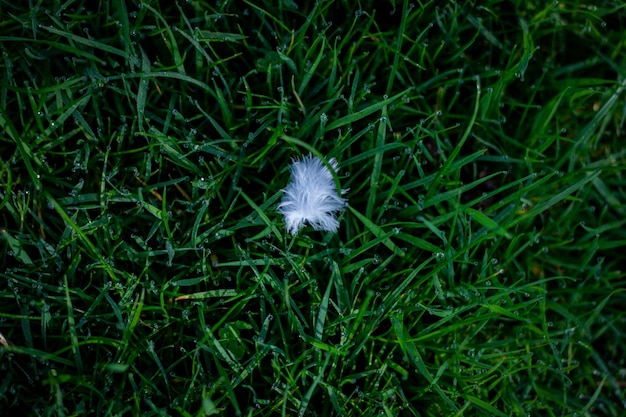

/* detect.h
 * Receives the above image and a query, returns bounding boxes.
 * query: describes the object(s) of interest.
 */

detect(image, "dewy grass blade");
[427,76,481,200]
[140,3,185,73]
[64,272,83,374]
[460,394,509,417]
[298,34,325,97]
[559,77,626,171]
[326,89,411,131]
[136,48,150,132]
[424,170,502,209]
[3,346,74,367]
[465,207,512,239]
[144,71,211,91]
[40,25,129,58]
[348,205,405,257]
[174,289,239,300]
[240,189,283,242]
[401,149,486,192]
[385,0,410,94]
[45,94,91,137]
[510,170,601,228]
[314,278,332,342]
[330,261,349,314]
[44,191,118,283]
[124,288,145,347]
[0,112,43,190]
[115,0,133,57]
[298,353,330,416]
[393,318,459,412]
[1,230,33,265]
[366,106,387,219]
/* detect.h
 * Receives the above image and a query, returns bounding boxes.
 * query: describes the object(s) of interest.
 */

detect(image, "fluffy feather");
[278,153,347,235]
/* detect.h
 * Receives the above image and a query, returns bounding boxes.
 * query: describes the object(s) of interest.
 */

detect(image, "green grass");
[1,0,625,415]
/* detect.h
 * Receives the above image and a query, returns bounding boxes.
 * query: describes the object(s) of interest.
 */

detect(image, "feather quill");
[278,153,347,235]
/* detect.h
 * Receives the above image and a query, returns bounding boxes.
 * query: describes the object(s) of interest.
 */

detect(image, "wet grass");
[1,0,625,416]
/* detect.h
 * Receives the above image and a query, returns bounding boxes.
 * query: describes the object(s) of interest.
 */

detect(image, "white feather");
[278,153,347,235]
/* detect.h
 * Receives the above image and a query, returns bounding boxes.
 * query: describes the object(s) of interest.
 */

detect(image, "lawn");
[1,0,625,416]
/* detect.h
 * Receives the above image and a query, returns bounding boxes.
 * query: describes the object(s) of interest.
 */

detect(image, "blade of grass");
[348,205,405,257]
[366,106,387,219]
[426,76,481,199]
[63,272,83,373]
[44,191,118,283]
[326,88,410,131]
[136,47,150,132]
[510,170,601,228]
